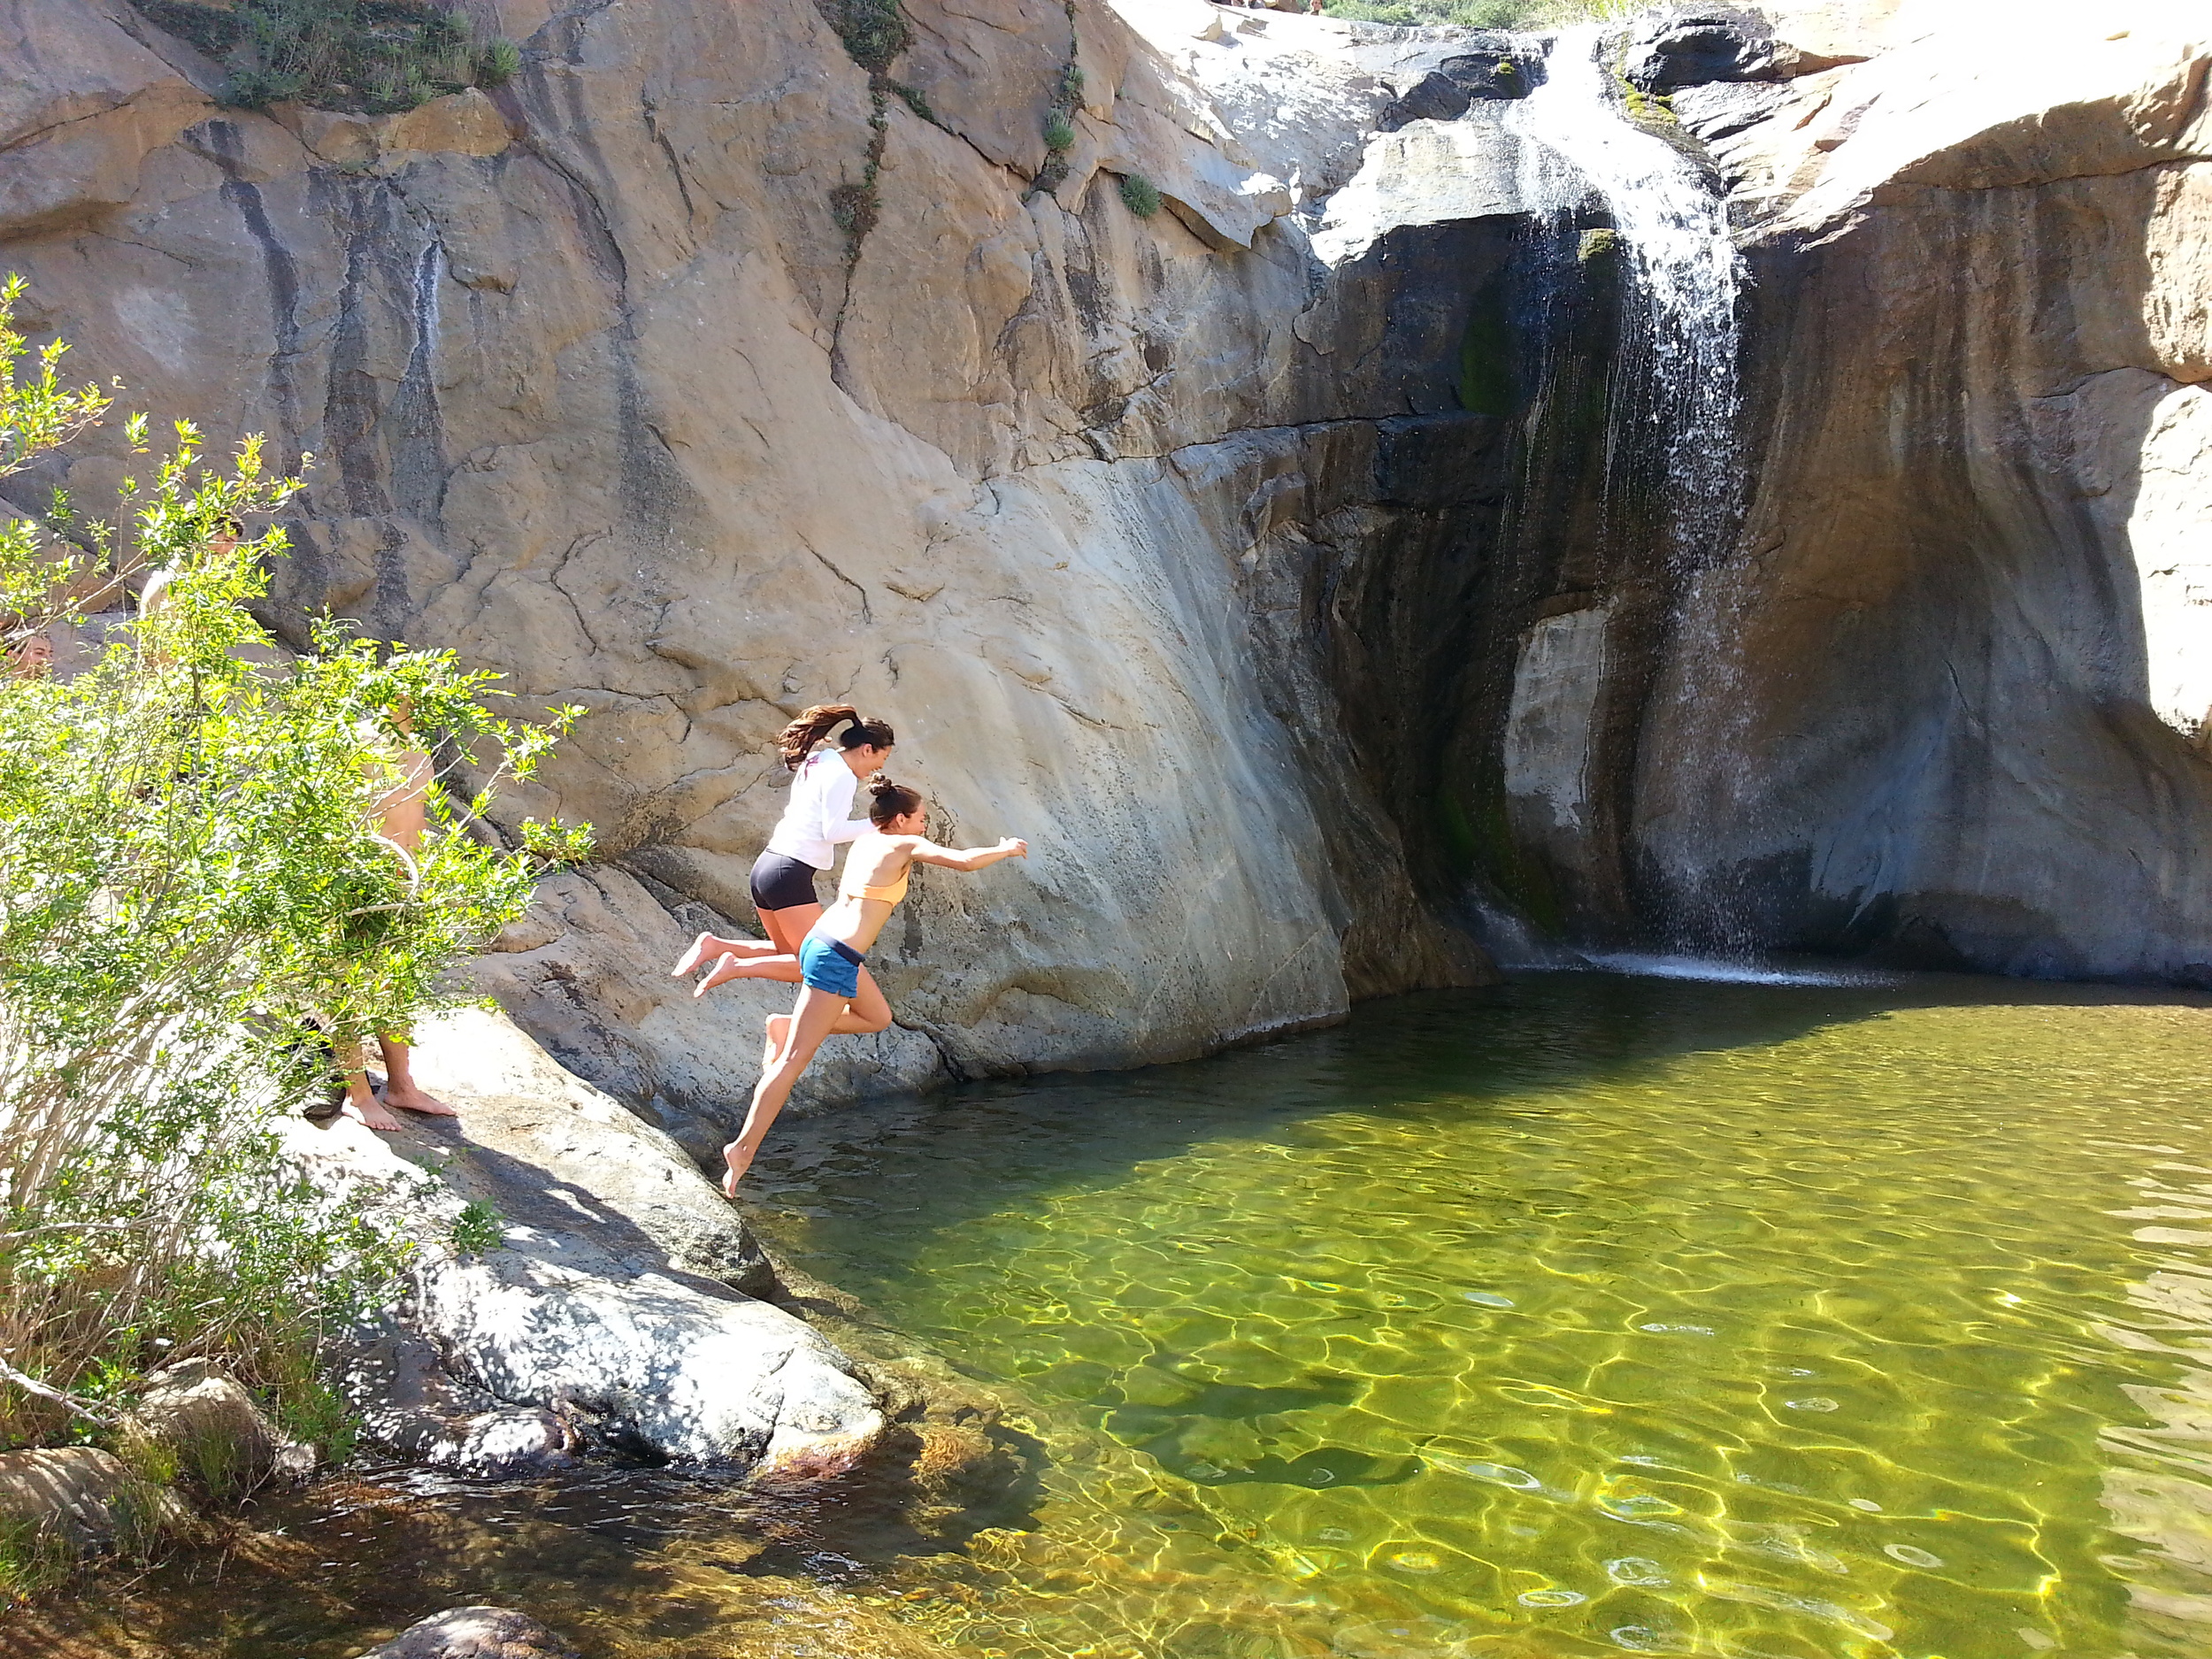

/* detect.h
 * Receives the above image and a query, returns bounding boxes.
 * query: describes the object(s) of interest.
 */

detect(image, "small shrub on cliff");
[1118,173,1162,219]
[815,0,910,73]
[1042,112,1076,153]
[0,274,591,1451]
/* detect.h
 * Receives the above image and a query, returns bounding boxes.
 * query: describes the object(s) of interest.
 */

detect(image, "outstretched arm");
[908,835,1027,873]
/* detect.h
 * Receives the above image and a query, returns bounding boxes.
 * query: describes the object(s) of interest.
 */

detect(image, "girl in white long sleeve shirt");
[672,703,895,989]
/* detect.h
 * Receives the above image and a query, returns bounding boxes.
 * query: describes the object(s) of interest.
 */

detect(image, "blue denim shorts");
[798,934,864,999]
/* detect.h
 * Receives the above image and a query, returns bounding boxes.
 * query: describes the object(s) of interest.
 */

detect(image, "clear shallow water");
[28,973,2212,1659]
[741,974,2212,1659]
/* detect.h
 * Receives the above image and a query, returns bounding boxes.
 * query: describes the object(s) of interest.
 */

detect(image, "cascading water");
[1480,24,1764,968]
[1505,24,1745,569]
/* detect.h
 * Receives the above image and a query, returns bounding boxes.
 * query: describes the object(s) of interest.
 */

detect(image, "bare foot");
[722,1139,756,1198]
[382,1083,460,1117]
[674,933,778,977]
[342,1096,407,1133]
[674,931,738,977]
[695,953,787,997]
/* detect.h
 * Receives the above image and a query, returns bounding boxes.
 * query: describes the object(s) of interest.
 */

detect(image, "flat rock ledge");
[278,1008,885,1480]
[352,1606,578,1659]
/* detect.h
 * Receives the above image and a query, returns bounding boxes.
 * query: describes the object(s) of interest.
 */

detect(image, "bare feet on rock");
[342,1095,407,1133]
[382,1082,459,1117]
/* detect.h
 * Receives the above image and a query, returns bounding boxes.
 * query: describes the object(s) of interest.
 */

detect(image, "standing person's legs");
[377,1035,456,1115]
[340,1033,456,1125]
[339,1040,405,1132]
[726,986,848,1194]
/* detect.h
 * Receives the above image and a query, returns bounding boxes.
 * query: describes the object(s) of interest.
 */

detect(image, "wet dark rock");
[1378,42,1542,131]
[335,1325,580,1479]
[1671,80,1791,142]
[352,1606,578,1659]
[130,1359,318,1495]
[1622,6,1779,91]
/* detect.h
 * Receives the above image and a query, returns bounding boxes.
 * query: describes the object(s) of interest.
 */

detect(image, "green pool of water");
[737,972,2212,1659]
[38,971,2212,1659]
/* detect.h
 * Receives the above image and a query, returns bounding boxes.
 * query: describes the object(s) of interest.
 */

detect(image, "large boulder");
[1622,6,1783,92]
[129,1358,317,1495]
[0,0,1490,1130]
[281,1009,886,1477]
[1375,40,1540,132]
[0,1447,189,1556]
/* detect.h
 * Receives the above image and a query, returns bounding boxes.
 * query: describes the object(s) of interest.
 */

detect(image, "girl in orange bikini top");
[716,774,1027,1198]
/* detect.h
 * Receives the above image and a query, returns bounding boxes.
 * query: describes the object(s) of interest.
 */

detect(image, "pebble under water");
[25,972,2212,1659]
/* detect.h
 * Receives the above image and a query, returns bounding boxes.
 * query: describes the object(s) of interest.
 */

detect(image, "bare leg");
[758,902,823,956]
[693,902,828,997]
[672,932,778,978]
[758,967,887,1040]
[725,987,847,1195]
[695,952,803,996]
[378,1035,457,1116]
[338,1041,405,1132]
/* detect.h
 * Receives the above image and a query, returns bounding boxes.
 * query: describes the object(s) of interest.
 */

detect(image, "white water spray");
[1506,24,1745,565]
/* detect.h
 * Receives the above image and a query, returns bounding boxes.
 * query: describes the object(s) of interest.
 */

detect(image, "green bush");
[476,38,522,88]
[1042,112,1076,153]
[129,0,517,114]
[450,1200,504,1256]
[816,0,910,73]
[0,273,591,1451]
[1118,173,1162,219]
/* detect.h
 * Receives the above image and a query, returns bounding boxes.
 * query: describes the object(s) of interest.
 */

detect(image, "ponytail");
[864,773,923,827]
[773,703,896,770]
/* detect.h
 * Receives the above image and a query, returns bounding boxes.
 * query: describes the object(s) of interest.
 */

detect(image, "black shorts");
[749,850,823,912]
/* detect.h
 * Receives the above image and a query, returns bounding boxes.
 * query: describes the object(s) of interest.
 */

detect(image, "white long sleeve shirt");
[764,748,873,870]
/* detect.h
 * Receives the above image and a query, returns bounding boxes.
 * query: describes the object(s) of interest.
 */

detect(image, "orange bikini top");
[839,864,909,907]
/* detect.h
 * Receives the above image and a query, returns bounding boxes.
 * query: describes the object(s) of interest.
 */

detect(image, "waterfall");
[1506,24,1745,568]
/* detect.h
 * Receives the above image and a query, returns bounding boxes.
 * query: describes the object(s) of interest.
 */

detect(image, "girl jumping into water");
[720,774,1025,1194]
[672,703,895,995]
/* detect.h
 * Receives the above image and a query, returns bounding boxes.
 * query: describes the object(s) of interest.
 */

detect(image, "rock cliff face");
[1635,0,2212,979]
[2,0,1516,1143]
[4,0,2210,1160]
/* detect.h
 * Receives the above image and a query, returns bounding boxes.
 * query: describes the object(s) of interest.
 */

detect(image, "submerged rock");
[352,1606,577,1659]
